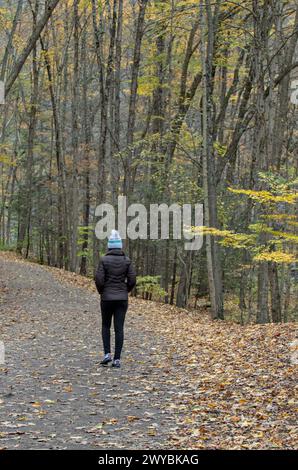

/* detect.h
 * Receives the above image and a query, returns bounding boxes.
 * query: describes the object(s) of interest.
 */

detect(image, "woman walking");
[95,230,136,368]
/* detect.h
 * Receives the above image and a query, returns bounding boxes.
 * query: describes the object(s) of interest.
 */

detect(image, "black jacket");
[95,249,136,301]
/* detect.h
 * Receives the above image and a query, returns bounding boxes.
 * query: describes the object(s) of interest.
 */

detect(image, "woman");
[95,230,136,368]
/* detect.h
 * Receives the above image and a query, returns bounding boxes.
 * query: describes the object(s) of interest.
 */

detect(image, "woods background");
[0,0,297,323]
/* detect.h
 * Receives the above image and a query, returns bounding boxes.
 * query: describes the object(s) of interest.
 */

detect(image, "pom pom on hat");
[108,229,123,249]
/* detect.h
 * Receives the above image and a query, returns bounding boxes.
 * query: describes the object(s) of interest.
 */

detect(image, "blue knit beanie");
[108,229,123,249]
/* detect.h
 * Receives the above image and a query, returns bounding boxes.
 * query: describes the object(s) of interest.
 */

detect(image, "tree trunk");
[5,0,61,96]
[200,0,224,320]
[70,0,80,272]
[17,9,40,254]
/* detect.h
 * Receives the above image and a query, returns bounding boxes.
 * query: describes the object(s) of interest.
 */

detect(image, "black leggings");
[100,300,128,360]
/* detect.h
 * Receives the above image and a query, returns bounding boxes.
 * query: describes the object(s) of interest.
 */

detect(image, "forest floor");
[0,251,297,450]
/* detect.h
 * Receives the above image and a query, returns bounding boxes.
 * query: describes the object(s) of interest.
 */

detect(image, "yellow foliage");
[219,233,256,249]
[138,77,159,97]
[193,225,297,263]
[249,224,298,244]
[253,251,297,264]
[192,226,231,237]
[192,226,256,248]
[262,214,297,221]
[228,188,298,204]
[269,231,298,244]
[0,155,16,166]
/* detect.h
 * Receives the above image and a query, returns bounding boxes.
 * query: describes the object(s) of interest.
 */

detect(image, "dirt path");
[1,253,297,450]
[0,254,182,449]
